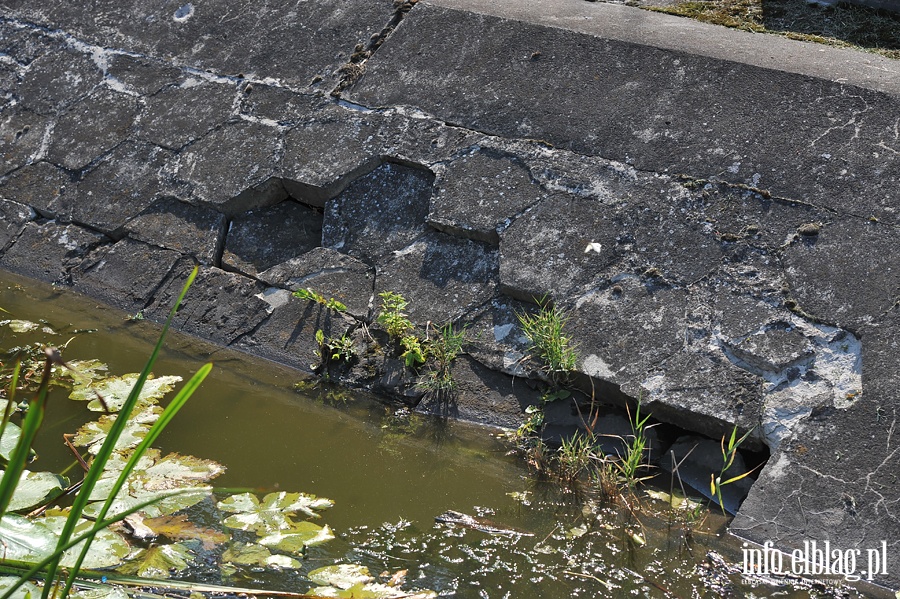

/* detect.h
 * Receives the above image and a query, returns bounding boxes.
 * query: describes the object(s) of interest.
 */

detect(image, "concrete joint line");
[330,0,421,97]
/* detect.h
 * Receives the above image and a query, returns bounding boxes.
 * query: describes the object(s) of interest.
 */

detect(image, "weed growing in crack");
[418,323,466,394]
[710,425,758,513]
[614,400,655,489]
[517,301,577,383]
[377,291,414,340]
[400,334,426,368]
[293,287,347,313]
[557,433,594,485]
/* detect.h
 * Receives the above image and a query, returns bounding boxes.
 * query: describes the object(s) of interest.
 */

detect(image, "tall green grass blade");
[40,266,199,599]
[0,358,52,517]
[60,362,212,597]
[1,360,21,438]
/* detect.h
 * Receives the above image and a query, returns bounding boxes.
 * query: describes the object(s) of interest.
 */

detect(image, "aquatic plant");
[517,301,577,383]
[613,400,655,489]
[0,266,211,599]
[0,275,439,599]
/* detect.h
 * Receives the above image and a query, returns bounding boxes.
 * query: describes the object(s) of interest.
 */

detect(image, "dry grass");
[639,0,900,59]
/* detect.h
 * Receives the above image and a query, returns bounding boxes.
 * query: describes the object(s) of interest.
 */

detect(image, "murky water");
[0,270,885,598]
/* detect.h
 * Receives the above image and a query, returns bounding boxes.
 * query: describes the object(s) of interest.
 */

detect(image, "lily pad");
[4,319,40,333]
[117,542,195,578]
[71,586,130,599]
[69,374,182,412]
[308,564,374,589]
[83,486,212,520]
[40,516,131,569]
[0,514,58,562]
[0,469,67,511]
[0,575,41,599]
[139,453,225,491]
[143,514,229,550]
[0,421,24,462]
[55,359,109,389]
[73,405,162,455]
[217,491,333,534]
[258,521,334,553]
[85,451,221,519]
[221,542,302,569]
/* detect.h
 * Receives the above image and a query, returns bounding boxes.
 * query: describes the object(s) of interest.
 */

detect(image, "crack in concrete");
[808,91,872,149]
[330,0,420,97]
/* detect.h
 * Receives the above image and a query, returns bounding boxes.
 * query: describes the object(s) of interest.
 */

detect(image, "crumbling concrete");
[0,0,898,588]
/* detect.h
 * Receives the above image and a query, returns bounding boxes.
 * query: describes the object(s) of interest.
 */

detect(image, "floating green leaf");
[308,582,436,599]
[117,542,195,578]
[4,319,40,333]
[221,542,302,569]
[69,374,182,412]
[73,405,162,455]
[0,422,30,463]
[139,452,225,491]
[40,516,130,569]
[217,491,333,534]
[258,521,334,553]
[308,564,375,589]
[0,575,40,599]
[0,469,67,511]
[54,359,109,390]
[84,450,221,519]
[0,514,58,562]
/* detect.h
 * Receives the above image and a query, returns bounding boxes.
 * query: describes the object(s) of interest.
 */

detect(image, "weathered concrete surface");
[1,0,899,589]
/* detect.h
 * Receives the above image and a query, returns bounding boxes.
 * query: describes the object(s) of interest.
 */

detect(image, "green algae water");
[0,270,885,599]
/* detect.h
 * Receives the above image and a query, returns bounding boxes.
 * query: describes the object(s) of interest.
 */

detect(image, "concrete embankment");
[1,0,899,588]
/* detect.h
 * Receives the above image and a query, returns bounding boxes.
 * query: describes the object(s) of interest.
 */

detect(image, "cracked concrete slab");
[0,107,49,175]
[258,247,375,320]
[322,162,434,264]
[1,0,399,90]
[54,141,175,234]
[347,2,900,224]
[222,199,324,278]
[374,231,500,324]
[46,86,140,170]
[0,220,108,284]
[120,197,226,265]
[137,79,238,151]
[171,119,285,215]
[71,237,182,314]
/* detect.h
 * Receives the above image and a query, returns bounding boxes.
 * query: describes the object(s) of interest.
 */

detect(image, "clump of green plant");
[376,292,427,369]
[556,433,595,486]
[293,287,347,312]
[400,334,426,368]
[613,400,655,489]
[419,323,466,393]
[515,404,545,441]
[517,301,577,382]
[590,453,620,502]
[315,330,356,363]
[376,291,413,339]
[710,425,757,514]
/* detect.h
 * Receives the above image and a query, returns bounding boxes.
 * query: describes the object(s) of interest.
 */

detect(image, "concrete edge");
[425,0,900,97]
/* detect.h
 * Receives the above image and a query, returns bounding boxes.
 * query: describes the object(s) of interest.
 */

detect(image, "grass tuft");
[517,301,578,382]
